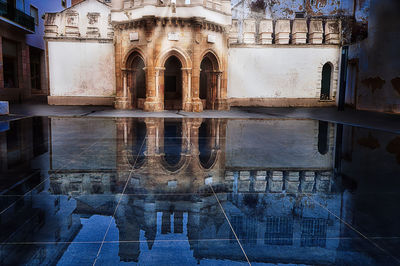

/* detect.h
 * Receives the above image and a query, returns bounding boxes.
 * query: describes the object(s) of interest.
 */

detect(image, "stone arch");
[156,47,192,69]
[155,48,192,111]
[199,49,221,71]
[320,61,334,100]
[125,51,147,109]
[200,51,221,109]
[123,47,147,67]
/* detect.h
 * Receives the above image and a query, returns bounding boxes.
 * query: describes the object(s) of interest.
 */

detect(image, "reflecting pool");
[0,117,400,265]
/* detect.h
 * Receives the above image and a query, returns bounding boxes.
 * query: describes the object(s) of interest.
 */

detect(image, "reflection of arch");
[125,50,146,109]
[162,121,183,169]
[200,51,221,110]
[320,62,333,100]
[198,121,219,169]
[318,121,329,155]
[127,121,147,168]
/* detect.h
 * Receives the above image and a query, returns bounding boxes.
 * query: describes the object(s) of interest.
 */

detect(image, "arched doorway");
[164,56,182,110]
[126,52,146,109]
[200,52,220,110]
[320,63,332,100]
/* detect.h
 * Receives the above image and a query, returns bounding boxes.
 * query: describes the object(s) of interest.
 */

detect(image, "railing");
[0,0,35,32]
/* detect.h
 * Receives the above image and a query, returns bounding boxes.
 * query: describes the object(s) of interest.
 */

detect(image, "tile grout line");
[92,136,147,266]
[305,194,400,264]
[209,185,251,266]
[4,236,400,245]
[0,132,112,216]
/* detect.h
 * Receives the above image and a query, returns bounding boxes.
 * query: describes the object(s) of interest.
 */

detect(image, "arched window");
[320,63,332,100]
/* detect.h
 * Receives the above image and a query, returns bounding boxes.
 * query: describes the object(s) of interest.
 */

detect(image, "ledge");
[228,98,337,107]
[48,96,114,106]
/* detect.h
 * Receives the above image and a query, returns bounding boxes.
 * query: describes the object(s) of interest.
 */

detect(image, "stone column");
[182,68,194,112]
[115,69,129,109]
[144,67,163,111]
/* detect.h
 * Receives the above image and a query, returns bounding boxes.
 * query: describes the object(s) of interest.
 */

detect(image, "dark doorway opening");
[318,121,329,155]
[164,56,182,110]
[127,52,146,109]
[320,63,332,100]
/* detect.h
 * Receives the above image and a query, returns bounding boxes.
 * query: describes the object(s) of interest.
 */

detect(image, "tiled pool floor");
[1,117,399,265]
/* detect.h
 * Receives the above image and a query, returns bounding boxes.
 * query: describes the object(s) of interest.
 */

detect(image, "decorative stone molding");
[275,19,290,44]
[325,19,340,44]
[309,18,323,44]
[243,19,256,44]
[229,19,239,44]
[292,19,307,44]
[259,19,273,44]
[65,11,80,37]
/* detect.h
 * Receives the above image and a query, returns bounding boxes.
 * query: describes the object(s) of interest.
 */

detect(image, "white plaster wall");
[48,41,115,97]
[228,47,340,99]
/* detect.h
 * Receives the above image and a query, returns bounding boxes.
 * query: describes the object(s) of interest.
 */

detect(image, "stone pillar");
[325,19,340,44]
[243,19,256,44]
[215,71,228,110]
[309,18,323,44]
[292,19,307,44]
[275,19,291,44]
[182,68,194,112]
[229,19,239,44]
[143,67,163,111]
[259,19,273,44]
[115,69,129,109]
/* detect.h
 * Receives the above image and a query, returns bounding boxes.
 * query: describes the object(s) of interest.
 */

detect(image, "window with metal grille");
[264,216,293,245]
[301,218,327,247]
[230,216,257,245]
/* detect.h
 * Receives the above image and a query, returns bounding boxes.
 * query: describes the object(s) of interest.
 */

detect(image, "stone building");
[44,0,354,111]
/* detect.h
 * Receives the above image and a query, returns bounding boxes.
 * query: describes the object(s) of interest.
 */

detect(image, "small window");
[295,12,305,18]
[16,0,25,12]
[30,5,39,26]
[62,0,67,8]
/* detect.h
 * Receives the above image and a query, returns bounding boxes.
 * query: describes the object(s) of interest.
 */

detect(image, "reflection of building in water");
[0,118,82,266]
[44,118,369,264]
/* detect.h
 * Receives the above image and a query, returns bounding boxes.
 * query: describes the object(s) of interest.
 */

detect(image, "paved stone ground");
[7,103,400,133]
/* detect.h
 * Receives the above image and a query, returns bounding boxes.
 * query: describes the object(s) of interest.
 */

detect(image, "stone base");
[191,99,203,112]
[48,96,114,106]
[114,97,131,109]
[229,98,336,108]
[215,99,229,110]
[0,101,9,115]
[143,100,163,112]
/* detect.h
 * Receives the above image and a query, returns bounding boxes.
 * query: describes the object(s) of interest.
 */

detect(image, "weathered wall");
[225,119,335,169]
[346,0,400,113]
[228,46,339,102]
[232,0,369,20]
[48,41,115,97]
